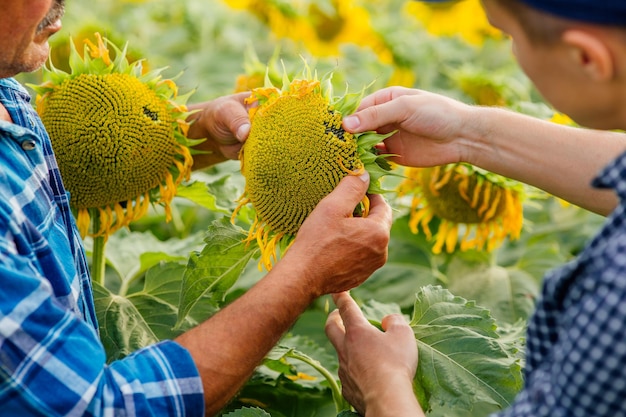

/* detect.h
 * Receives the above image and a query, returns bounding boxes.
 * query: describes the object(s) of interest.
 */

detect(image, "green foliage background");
[16,1,606,416]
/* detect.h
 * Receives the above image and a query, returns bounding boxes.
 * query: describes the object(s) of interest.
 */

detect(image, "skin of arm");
[175,173,393,416]
[325,292,424,417]
[343,86,626,216]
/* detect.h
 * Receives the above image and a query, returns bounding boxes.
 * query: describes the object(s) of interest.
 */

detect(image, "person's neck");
[0,102,11,122]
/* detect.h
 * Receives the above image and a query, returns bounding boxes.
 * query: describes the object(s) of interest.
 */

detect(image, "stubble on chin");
[0,0,66,78]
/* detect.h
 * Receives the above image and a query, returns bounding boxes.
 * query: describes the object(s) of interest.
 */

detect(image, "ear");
[562,29,615,81]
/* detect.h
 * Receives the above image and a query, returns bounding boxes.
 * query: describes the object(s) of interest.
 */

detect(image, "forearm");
[175,260,316,416]
[465,106,626,215]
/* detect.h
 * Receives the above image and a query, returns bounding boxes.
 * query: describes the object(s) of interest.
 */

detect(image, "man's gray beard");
[37,0,65,34]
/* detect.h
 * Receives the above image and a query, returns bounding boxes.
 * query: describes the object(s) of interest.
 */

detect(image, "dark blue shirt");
[497,149,626,416]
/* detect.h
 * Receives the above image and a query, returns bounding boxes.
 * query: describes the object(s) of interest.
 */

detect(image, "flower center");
[43,73,179,209]
[243,88,360,235]
[420,166,506,224]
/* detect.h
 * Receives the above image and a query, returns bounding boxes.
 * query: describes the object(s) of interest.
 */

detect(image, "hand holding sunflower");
[186,92,251,169]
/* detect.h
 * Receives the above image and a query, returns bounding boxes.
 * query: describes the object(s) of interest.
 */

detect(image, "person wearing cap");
[325,1,626,416]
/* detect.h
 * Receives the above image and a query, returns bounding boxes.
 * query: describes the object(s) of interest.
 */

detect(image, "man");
[326,1,626,416]
[0,1,392,416]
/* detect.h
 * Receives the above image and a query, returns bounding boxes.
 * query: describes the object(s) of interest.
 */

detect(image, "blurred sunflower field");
[16,0,606,416]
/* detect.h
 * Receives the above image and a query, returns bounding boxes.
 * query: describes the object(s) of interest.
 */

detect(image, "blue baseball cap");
[516,0,626,25]
[416,0,626,25]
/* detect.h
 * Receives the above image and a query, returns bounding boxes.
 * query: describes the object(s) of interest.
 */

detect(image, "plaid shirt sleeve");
[493,151,626,417]
[0,78,204,416]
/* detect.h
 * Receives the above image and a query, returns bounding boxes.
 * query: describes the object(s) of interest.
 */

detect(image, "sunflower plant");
[30,33,199,283]
[397,164,525,254]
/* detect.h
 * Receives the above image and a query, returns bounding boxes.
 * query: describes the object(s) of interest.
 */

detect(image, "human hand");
[279,172,392,298]
[325,292,424,417]
[343,86,474,168]
[186,92,251,169]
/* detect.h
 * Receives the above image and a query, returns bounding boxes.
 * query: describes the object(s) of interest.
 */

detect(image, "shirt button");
[21,139,37,151]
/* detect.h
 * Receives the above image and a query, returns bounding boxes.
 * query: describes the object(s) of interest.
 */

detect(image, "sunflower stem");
[285,350,350,413]
[91,222,107,287]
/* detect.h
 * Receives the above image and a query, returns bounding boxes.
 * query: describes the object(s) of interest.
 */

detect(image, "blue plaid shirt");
[0,78,204,416]
[496,149,626,416]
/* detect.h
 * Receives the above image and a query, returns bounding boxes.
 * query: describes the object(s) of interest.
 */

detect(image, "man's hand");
[280,172,392,298]
[326,292,425,417]
[186,92,251,169]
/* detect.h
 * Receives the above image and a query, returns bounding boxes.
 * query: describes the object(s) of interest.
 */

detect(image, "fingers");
[218,143,244,161]
[216,93,250,143]
[358,86,420,110]
[187,93,251,143]
[325,309,346,351]
[381,314,413,336]
[316,173,370,218]
[344,87,420,133]
[332,292,371,328]
[344,100,406,134]
[228,93,252,141]
[365,193,392,229]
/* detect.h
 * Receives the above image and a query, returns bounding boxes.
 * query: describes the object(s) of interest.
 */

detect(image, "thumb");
[318,171,370,217]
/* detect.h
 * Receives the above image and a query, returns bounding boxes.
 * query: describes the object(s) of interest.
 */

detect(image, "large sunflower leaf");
[410,285,523,413]
[90,228,201,292]
[175,217,259,329]
[127,261,217,341]
[92,281,159,362]
[446,261,538,326]
[176,178,235,214]
[353,262,438,310]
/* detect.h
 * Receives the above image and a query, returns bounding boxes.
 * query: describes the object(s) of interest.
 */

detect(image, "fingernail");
[236,123,250,140]
[358,170,370,183]
[343,115,360,130]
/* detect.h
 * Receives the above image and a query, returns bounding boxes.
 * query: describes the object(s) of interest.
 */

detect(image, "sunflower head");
[30,33,195,239]
[232,63,393,270]
[398,164,524,254]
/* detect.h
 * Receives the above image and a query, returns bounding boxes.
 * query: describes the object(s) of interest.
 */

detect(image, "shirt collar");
[0,77,31,101]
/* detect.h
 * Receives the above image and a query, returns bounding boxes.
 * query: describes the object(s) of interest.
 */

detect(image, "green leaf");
[92,281,159,362]
[175,218,259,328]
[337,412,360,417]
[359,299,405,326]
[176,179,232,214]
[222,407,272,417]
[264,335,339,391]
[92,229,201,288]
[232,336,340,417]
[410,286,523,413]
[446,260,539,326]
[127,261,217,341]
[353,262,438,310]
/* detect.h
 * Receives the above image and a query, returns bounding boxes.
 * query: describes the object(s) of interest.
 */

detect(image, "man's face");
[0,0,65,78]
